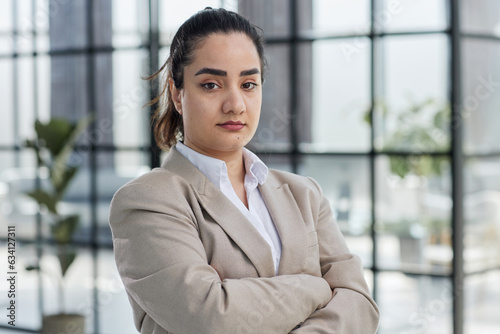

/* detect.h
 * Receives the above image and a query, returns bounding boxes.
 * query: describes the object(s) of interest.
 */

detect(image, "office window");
[1,1,499,333]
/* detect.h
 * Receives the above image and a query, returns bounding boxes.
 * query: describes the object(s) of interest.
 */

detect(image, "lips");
[218,121,245,131]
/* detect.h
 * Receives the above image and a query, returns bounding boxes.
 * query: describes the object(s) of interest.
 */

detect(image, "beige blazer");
[109,147,379,334]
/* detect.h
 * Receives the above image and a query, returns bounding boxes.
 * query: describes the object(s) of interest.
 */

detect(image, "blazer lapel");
[197,188,276,277]
[259,173,308,276]
[162,148,276,278]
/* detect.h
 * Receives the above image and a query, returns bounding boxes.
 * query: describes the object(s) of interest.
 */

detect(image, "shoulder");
[115,167,188,196]
[110,166,196,217]
[267,169,323,197]
[112,147,203,203]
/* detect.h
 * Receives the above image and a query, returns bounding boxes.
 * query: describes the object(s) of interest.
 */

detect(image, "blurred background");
[0,0,499,333]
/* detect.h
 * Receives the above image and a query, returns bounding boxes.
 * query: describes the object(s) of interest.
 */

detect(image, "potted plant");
[377,218,426,265]
[25,116,91,334]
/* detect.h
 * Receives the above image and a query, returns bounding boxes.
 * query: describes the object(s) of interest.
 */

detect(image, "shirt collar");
[175,142,268,189]
[242,148,268,185]
[175,142,226,189]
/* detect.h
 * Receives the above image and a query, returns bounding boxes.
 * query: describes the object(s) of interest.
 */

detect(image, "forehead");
[188,33,261,71]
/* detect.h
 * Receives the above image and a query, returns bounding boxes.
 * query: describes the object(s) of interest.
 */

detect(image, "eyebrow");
[240,68,260,76]
[194,67,260,77]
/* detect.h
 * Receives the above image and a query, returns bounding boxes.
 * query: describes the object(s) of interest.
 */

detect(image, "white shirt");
[176,142,282,274]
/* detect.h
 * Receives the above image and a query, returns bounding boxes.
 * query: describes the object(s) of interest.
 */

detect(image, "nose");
[222,87,245,114]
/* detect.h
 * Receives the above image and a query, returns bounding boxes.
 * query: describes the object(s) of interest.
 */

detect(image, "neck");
[225,153,246,182]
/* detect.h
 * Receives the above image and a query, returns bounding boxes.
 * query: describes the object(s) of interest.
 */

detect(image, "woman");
[110,7,379,334]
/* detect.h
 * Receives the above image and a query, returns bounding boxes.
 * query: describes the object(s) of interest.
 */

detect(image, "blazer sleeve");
[110,180,333,334]
[290,178,380,334]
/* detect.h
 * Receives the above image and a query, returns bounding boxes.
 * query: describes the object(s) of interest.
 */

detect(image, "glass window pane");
[49,54,89,121]
[306,39,371,152]
[462,39,500,155]
[0,58,14,145]
[377,272,452,334]
[376,155,452,274]
[250,44,292,150]
[376,0,448,33]
[375,35,449,152]
[18,57,35,143]
[19,149,37,170]
[0,35,13,54]
[94,53,115,147]
[464,158,500,273]
[298,155,373,266]
[37,55,51,122]
[48,0,88,51]
[32,1,50,35]
[1,150,38,240]
[159,0,220,44]
[112,151,151,174]
[36,33,50,53]
[60,152,92,243]
[0,151,16,176]
[112,0,148,48]
[298,0,370,36]
[255,152,292,173]
[98,249,137,333]
[239,0,290,39]
[112,50,150,148]
[0,1,13,32]
[465,271,500,334]
[462,0,500,36]
[97,151,150,245]
[92,0,113,48]
[17,0,33,54]
[222,0,239,12]
[17,33,34,54]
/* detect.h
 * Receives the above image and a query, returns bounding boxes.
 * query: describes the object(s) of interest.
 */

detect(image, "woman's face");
[171,33,262,157]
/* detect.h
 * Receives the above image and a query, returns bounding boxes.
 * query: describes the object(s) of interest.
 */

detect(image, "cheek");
[248,99,262,121]
[182,97,203,121]
[183,93,214,116]
[183,112,202,135]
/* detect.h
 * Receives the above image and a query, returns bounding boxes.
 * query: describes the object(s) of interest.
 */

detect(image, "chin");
[217,139,249,152]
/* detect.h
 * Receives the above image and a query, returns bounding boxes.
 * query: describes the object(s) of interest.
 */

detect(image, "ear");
[169,78,183,114]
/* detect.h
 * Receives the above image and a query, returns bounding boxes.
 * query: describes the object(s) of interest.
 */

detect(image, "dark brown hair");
[145,7,267,150]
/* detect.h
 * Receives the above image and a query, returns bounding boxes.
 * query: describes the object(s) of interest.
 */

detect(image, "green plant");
[25,116,91,313]
[365,97,451,178]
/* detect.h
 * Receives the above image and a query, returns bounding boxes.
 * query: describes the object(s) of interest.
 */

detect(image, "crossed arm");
[290,179,380,333]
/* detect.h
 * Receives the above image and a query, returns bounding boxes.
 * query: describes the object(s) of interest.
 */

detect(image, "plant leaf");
[51,215,79,245]
[34,119,74,157]
[25,139,46,166]
[57,246,77,277]
[54,166,79,199]
[25,265,40,271]
[26,190,58,214]
[389,156,411,178]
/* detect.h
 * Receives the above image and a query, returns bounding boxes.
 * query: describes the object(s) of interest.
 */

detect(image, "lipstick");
[218,121,245,131]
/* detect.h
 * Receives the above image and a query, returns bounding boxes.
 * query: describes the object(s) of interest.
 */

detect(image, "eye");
[242,82,258,90]
[201,82,219,90]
